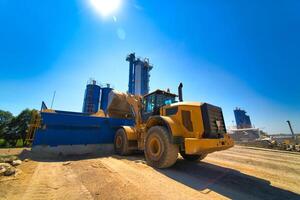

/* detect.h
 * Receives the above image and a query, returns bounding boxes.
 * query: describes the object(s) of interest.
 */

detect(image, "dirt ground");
[0,146,299,200]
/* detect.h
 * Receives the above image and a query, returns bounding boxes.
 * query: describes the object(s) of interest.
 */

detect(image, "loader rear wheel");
[114,128,131,155]
[180,151,207,161]
[145,126,179,168]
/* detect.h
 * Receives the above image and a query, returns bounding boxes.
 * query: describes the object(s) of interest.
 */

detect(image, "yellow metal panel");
[159,116,183,137]
[169,102,203,107]
[184,134,234,155]
[161,104,205,138]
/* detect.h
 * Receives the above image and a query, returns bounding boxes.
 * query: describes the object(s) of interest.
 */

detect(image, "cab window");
[144,94,155,113]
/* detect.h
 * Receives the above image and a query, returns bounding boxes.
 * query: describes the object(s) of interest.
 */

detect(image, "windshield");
[143,93,176,113]
[156,94,176,107]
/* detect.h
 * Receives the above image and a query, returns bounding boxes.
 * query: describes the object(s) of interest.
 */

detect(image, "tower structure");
[234,108,252,129]
[127,53,153,95]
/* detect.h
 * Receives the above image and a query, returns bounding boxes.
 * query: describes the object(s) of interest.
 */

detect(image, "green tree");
[2,109,38,147]
[16,109,39,146]
[5,117,20,146]
[0,110,14,143]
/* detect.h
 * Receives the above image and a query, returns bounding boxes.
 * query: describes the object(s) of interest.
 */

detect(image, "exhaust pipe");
[178,82,183,102]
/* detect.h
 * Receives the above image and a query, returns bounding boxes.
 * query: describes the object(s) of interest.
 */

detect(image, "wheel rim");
[148,136,162,160]
[116,135,122,148]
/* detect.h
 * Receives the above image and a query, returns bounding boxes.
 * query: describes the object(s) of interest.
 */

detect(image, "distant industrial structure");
[82,79,113,114]
[234,108,252,129]
[228,128,260,142]
[82,52,153,114]
[228,108,259,142]
[127,53,153,96]
[100,84,113,113]
[82,79,101,113]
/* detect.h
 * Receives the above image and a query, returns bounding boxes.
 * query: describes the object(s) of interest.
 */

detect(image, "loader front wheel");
[145,126,179,168]
[180,151,207,161]
[114,128,131,155]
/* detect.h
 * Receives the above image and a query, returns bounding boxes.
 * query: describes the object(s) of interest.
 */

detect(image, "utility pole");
[286,120,295,140]
[50,91,56,109]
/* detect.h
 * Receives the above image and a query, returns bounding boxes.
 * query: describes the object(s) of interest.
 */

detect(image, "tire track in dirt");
[97,153,300,200]
[227,146,300,161]
[2,146,300,200]
[99,157,225,200]
[209,152,300,174]
[70,158,146,200]
[215,150,300,166]
[205,147,300,194]
[22,162,93,200]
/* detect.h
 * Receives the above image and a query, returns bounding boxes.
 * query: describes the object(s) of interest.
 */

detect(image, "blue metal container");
[100,86,113,112]
[32,111,134,146]
[82,80,101,113]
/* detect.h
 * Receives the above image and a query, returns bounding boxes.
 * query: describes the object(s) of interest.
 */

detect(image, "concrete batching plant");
[127,53,153,96]
[82,79,113,114]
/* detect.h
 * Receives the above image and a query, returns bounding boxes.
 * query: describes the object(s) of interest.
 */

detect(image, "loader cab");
[142,90,177,122]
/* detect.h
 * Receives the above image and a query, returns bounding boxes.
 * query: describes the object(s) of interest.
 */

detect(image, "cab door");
[142,94,156,122]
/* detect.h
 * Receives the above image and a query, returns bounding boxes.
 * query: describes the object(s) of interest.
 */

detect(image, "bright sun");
[90,0,122,17]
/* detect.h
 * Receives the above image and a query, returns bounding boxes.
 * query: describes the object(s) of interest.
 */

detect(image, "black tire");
[144,126,179,168]
[114,128,131,155]
[180,151,207,161]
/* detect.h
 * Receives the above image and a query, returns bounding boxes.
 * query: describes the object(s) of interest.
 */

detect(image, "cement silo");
[100,84,113,113]
[82,79,101,113]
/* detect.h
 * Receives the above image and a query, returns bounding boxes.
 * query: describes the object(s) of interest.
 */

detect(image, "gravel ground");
[0,146,299,200]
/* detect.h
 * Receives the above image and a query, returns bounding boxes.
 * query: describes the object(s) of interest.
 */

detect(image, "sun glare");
[90,0,122,17]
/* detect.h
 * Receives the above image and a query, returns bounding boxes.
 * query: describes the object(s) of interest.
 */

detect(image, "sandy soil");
[0,146,299,200]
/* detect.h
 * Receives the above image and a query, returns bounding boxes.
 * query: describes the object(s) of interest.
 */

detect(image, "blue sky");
[0,0,299,134]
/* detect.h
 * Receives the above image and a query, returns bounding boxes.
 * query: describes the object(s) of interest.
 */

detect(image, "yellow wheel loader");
[107,83,234,168]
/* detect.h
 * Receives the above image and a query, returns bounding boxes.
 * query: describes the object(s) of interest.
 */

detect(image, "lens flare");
[90,0,121,17]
